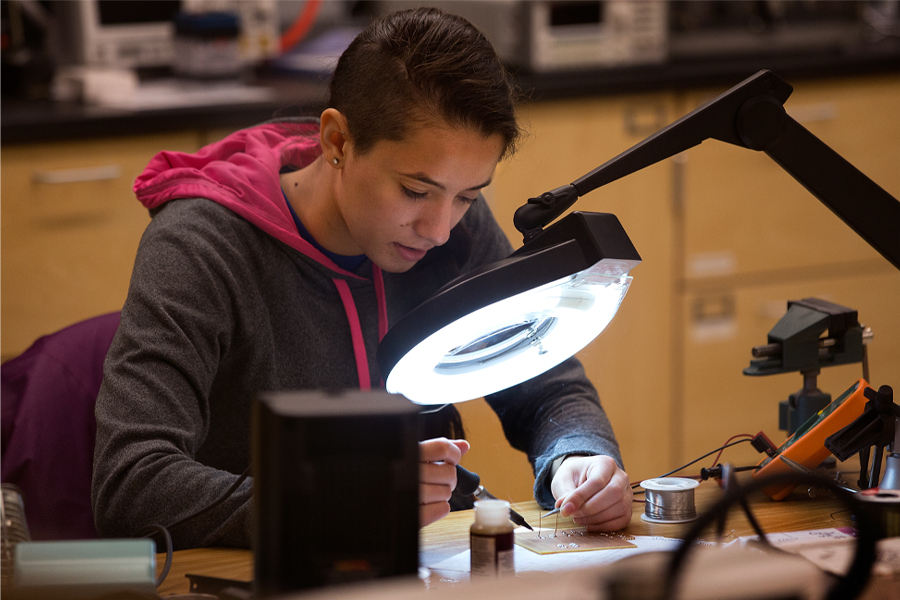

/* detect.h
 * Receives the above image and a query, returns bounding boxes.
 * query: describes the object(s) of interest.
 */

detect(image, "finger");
[567,472,630,519]
[577,495,634,532]
[420,482,453,505]
[558,476,612,517]
[572,486,634,530]
[420,461,458,488]
[451,439,470,457]
[419,438,465,465]
[551,457,618,516]
[420,501,451,528]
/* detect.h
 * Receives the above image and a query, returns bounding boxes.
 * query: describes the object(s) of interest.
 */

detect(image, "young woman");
[92,7,632,549]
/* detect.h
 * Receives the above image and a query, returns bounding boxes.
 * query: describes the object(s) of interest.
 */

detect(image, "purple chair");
[1,312,121,540]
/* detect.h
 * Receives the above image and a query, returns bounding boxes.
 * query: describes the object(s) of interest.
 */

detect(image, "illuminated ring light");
[378,211,641,405]
[384,270,632,404]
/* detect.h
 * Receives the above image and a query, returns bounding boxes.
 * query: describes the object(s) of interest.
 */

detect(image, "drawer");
[1,132,200,360]
[679,74,900,280]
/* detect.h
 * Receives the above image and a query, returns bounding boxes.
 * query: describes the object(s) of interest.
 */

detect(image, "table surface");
[155,480,856,596]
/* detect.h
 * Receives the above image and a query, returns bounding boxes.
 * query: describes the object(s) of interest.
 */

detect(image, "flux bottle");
[470,499,515,577]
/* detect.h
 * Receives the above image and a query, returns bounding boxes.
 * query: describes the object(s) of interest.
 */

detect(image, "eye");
[402,186,428,200]
[457,195,479,206]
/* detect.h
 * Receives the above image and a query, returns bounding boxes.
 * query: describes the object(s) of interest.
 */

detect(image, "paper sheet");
[727,527,900,577]
[427,532,684,577]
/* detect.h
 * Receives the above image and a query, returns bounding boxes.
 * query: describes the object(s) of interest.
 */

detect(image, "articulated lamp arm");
[513,70,900,272]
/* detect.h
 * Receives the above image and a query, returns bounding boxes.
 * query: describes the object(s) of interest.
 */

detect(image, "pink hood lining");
[134,122,365,281]
[134,121,389,389]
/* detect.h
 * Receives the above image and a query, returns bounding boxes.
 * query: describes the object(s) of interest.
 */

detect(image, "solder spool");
[640,477,700,524]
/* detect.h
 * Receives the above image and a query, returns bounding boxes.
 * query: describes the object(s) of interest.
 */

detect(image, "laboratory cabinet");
[462,73,900,502]
[0,132,201,361]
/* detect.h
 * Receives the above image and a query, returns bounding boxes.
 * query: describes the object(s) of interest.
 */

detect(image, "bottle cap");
[473,499,510,526]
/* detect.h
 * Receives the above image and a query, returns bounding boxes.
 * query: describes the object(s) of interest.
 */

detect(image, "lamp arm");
[513,70,792,237]
[513,70,900,272]
[759,114,900,271]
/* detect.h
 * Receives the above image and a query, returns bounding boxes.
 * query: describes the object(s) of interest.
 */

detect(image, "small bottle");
[470,499,515,577]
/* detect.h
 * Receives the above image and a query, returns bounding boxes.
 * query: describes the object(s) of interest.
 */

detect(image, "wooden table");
[155,480,857,596]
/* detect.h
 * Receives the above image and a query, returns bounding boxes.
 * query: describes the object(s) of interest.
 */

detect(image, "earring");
[331,157,340,165]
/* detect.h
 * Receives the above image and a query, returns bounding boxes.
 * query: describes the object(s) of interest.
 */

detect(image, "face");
[333,123,505,273]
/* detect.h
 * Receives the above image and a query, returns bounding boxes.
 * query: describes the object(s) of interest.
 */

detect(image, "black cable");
[631,439,753,489]
[663,472,879,600]
[137,465,251,589]
[135,524,173,588]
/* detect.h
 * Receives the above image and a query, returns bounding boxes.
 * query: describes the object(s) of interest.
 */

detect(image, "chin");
[377,260,417,274]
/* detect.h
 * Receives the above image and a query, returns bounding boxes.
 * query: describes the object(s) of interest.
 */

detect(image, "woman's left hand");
[550,455,633,531]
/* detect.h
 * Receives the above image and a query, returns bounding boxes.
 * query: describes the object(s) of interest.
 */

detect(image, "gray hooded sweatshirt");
[91,119,623,549]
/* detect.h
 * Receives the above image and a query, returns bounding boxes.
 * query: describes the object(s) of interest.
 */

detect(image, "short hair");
[328,7,522,159]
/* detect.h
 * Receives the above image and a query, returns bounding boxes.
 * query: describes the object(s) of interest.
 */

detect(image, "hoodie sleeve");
[92,200,254,549]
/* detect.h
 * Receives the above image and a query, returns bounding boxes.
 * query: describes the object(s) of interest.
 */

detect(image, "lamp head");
[377,212,640,405]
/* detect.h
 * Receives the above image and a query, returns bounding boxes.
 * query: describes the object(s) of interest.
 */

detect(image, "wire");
[631,439,753,489]
[708,433,755,468]
[279,0,323,54]
[135,524,172,588]
[663,472,879,600]
[139,465,251,588]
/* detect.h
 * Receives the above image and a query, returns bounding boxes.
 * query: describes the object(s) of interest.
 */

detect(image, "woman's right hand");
[419,437,470,527]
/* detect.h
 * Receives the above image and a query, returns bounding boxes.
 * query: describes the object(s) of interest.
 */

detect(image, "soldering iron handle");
[455,464,482,497]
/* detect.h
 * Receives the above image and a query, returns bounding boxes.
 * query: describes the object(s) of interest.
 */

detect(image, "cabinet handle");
[33,165,121,184]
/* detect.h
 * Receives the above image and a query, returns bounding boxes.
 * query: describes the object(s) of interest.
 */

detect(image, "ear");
[319,108,350,167]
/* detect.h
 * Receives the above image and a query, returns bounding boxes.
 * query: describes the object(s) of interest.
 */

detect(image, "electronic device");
[826,384,900,491]
[51,1,279,69]
[1,484,157,599]
[252,389,420,597]
[752,379,870,500]
[525,0,668,72]
[53,1,183,69]
[382,1,668,72]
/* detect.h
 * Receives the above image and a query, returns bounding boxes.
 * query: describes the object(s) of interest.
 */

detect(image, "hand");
[419,437,470,528]
[550,455,632,531]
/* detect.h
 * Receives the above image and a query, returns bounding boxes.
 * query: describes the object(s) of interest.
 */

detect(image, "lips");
[394,242,429,262]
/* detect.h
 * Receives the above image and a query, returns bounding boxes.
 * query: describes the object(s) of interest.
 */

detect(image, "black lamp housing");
[514,70,900,270]
[376,211,641,388]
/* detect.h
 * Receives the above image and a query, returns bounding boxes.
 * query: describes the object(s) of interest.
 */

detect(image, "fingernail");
[562,502,577,516]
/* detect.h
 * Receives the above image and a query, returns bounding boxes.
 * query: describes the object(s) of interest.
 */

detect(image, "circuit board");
[515,528,636,555]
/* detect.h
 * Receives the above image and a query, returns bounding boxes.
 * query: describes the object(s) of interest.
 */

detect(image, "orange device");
[753,379,871,500]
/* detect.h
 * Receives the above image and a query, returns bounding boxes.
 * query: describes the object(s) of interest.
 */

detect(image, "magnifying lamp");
[378,212,641,404]
[378,69,900,405]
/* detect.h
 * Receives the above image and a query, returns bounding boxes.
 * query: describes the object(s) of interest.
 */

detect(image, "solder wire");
[643,485,697,522]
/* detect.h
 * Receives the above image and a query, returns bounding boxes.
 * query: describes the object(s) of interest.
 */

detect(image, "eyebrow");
[403,173,493,192]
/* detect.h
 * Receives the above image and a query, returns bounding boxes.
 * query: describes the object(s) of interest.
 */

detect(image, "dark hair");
[328,7,522,159]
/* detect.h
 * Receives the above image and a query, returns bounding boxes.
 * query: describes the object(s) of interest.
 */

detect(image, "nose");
[413,198,456,247]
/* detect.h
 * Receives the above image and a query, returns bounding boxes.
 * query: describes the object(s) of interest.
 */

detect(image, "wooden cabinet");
[461,73,900,502]
[1,132,201,361]
[676,74,900,466]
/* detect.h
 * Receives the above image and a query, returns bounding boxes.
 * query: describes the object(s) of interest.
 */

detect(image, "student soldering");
[91,7,633,549]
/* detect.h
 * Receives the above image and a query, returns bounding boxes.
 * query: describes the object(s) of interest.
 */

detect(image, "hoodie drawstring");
[333,267,388,390]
